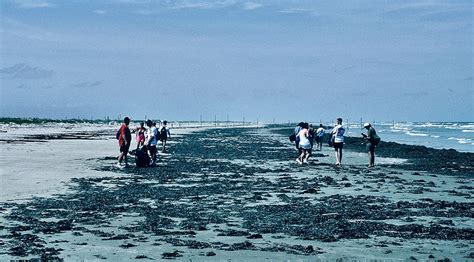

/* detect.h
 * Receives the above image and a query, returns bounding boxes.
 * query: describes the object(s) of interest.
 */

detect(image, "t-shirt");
[367,127,380,143]
[118,124,131,146]
[159,126,170,140]
[147,126,158,146]
[332,124,345,143]
[316,127,325,137]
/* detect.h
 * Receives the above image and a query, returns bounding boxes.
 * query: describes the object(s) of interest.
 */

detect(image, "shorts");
[148,145,157,155]
[300,142,312,150]
[333,142,344,150]
[120,143,130,153]
[136,135,145,143]
[367,142,376,152]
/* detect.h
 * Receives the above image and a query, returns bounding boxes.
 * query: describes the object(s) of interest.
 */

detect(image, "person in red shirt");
[117,117,132,168]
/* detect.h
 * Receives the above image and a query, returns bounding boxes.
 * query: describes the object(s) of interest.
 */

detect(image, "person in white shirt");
[145,120,158,166]
[331,118,345,166]
[296,122,312,164]
[316,124,325,151]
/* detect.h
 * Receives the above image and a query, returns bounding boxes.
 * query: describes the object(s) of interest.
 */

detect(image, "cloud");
[243,2,262,10]
[93,9,107,15]
[70,81,103,88]
[12,0,53,9]
[169,0,238,10]
[15,84,54,89]
[0,63,54,79]
[16,84,31,89]
[402,91,430,97]
[278,8,315,14]
[382,1,472,24]
[2,18,62,42]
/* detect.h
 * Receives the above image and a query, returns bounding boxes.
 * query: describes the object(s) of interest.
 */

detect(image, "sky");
[0,0,472,122]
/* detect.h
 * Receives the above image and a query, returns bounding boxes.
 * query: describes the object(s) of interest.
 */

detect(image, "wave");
[405,131,429,137]
[462,130,474,133]
[448,137,474,145]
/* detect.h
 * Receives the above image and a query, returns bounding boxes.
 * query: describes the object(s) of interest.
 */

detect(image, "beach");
[0,124,473,261]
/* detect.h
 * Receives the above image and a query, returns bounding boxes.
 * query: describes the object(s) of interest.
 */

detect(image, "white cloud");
[278,8,314,14]
[169,0,238,10]
[243,2,262,10]
[13,0,53,9]
[94,9,107,15]
[2,18,62,42]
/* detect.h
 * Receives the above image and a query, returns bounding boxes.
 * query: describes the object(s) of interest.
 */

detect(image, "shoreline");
[0,126,473,260]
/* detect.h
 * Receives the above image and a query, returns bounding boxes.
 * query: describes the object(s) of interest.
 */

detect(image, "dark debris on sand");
[1,127,473,260]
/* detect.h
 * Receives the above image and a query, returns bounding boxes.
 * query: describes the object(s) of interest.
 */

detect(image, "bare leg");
[304,150,311,163]
[338,148,343,165]
[297,151,305,164]
[162,140,167,153]
[124,154,128,167]
[369,151,375,167]
[118,153,124,163]
[335,148,342,165]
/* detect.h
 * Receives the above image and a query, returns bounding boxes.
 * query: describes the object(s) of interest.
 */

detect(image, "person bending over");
[362,123,381,168]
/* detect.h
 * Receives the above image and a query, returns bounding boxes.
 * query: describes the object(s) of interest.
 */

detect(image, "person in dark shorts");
[362,123,381,168]
[316,124,325,151]
[331,118,345,166]
[117,117,132,168]
[159,120,171,153]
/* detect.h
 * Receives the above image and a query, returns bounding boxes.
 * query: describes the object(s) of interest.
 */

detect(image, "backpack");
[153,127,160,141]
[116,128,121,140]
[135,147,150,167]
[289,134,296,142]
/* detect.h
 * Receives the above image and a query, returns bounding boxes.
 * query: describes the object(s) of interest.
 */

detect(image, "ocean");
[360,122,474,153]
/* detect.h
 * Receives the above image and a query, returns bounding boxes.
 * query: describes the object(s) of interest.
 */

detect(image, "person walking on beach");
[316,124,325,151]
[134,122,146,150]
[296,122,312,164]
[145,120,158,166]
[331,118,345,166]
[117,117,132,168]
[159,120,171,153]
[308,124,315,149]
[293,122,305,156]
[362,123,381,168]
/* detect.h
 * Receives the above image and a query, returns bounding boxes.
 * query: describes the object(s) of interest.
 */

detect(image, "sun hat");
[363,123,371,128]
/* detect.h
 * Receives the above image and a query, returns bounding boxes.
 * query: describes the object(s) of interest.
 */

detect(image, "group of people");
[116,117,171,168]
[292,123,326,164]
[292,118,380,167]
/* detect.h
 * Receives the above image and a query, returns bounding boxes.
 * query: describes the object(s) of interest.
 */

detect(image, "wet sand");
[0,126,473,261]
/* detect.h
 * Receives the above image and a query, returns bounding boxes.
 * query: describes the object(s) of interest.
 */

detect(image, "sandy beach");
[0,125,473,261]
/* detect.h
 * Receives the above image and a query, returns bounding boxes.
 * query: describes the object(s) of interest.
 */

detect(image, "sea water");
[359,122,474,153]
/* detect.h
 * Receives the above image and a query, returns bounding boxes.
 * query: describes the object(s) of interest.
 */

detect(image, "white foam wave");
[448,137,473,145]
[462,130,474,133]
[405,132,429,137]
